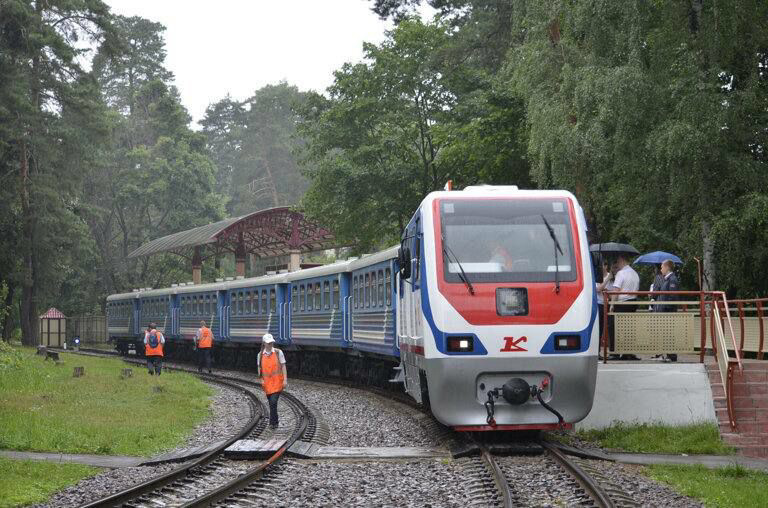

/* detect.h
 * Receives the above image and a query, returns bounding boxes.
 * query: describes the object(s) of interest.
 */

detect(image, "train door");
[217,289,229,341]
[277,283,289,345]
[340,273,352,347]
[398,215,425,403]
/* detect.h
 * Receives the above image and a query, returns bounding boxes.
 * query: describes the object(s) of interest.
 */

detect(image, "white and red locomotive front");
[397,186,598,431]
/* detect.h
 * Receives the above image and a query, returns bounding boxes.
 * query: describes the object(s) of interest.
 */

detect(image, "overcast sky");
[105,0,433,126]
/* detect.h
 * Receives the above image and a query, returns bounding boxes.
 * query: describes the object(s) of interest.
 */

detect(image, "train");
[107,185,598,431]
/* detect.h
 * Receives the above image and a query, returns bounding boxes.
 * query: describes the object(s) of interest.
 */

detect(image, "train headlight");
[554,335,581,351]
[496,288,528,316]
[447,336,474,352]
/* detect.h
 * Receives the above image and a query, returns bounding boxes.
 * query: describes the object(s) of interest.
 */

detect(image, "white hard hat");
[262,333,275,344]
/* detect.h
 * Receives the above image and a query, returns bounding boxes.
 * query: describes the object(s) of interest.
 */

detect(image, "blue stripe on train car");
[289,273,344,348]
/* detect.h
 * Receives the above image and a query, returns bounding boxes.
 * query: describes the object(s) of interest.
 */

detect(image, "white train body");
[397,186,598,430]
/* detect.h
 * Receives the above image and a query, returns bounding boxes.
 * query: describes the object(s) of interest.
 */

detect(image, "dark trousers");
[267,392,280,427]
[198,347,212,372]
[147,356,162,375]
[608,301,637,352]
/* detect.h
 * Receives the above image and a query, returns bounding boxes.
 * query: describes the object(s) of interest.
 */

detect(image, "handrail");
[712,300,738,432]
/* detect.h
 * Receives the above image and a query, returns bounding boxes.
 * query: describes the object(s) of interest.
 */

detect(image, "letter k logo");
[501,336,528,352]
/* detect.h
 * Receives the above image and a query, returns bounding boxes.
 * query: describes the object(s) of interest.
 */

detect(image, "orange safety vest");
[198,327,213,349]
[145,331,164,357]
[260,350,284,395]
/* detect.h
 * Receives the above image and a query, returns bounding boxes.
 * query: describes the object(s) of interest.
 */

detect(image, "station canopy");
[127,207,336,261]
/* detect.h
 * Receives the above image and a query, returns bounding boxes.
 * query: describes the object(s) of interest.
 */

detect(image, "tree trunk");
[2,284,15,341]
[20,138,36,346]
[701,219,716,291]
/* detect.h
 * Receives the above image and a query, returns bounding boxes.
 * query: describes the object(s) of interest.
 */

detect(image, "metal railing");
[600,290,744,430]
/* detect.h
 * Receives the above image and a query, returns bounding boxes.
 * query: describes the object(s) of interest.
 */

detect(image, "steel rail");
[79,375,264,508]
[541,441,615,508]
[480,447,515,508]
[182,391,310,507]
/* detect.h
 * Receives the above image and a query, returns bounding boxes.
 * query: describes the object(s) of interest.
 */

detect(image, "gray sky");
[106,0,432,126]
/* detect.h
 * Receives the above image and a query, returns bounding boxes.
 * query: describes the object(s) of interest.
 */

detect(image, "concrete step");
[731,395,768,409]
[721,433,762,446]
[739,446,768,458]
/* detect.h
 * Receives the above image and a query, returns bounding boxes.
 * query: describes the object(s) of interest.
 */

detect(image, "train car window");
[323,281,330,309]
[385,268,392,306]
[353,276,358,309]
[259,290,265,314]
[365,273,371,307]
[239,292,245,315]
[270,288,276,314]
[245,291,251,314]
[300,285,305,311]
[378,269,385,307]
[332,279,339,310]
[208,295,213,316]
[314,282,321,310]
[292,286,297,313]
[199,295,204,315]
[305,285,311,311]
[371,272,378,307]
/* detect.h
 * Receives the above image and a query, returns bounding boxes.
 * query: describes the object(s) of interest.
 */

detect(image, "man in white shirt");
[608,254,640,359]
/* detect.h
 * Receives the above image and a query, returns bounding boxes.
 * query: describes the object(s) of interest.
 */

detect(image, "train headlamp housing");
[554,335,581,351]
[496,288,528,316]
[447,335,474,352]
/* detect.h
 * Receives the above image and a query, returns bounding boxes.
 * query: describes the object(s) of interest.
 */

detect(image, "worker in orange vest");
[195,320,214,374]
[144,323,165,376]
[257,333,288,429]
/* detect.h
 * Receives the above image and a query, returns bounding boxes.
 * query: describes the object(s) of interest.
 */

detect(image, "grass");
[647,464,768,507]
[575,422,735,455]
[0,457,101,507]
[0,345,214,457]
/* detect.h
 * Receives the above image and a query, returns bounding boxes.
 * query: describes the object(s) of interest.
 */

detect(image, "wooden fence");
[66,315,107,344]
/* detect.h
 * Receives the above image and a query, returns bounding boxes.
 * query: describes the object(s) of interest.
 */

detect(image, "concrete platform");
[0,450,143,468]
[578,362,717,429]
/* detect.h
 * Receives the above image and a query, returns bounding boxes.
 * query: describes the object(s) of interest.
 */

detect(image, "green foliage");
[0,346,213,457]
[576,422,734,456]
[0,458,101,507]
[202,83,312,216]
[299,18,487,251]
[0,340,23,371]
[648,464,768,508]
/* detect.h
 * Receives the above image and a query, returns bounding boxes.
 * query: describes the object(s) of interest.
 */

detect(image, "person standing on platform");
[608,254,640,359]
[655,259,680,362]
[144,324,165,375]
[195,320,214,373]
[257,333,288,429]
[595,262,614,352]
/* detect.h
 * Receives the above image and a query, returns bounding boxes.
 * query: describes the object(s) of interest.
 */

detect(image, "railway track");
[60,348,640,507]
[470,441,640,508]
[51,349,315,508]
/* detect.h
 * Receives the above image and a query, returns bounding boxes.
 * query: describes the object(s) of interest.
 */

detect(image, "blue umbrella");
[633,251,683,265]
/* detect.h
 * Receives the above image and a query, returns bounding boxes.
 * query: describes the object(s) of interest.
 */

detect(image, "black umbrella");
[589,242,640,255]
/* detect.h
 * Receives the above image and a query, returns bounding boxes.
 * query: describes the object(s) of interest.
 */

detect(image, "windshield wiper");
[541,215,563,294]
[441,233,475,295]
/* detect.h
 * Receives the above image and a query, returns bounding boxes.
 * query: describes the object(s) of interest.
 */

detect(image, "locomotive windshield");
[439,198,577,283]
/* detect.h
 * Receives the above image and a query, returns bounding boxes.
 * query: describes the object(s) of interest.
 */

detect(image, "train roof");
[223,273,288,290]
[423,186,578,203]
[348,246,398,271]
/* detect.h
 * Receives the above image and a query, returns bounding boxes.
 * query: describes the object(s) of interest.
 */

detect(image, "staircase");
[707,361,768,458]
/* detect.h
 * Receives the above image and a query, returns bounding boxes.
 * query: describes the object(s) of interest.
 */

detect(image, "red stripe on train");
[401,344,424,355]
[453,423,573,432]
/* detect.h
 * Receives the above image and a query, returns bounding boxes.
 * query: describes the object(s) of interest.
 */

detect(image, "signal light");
[554,335,581,351]
[447,336,474,352]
